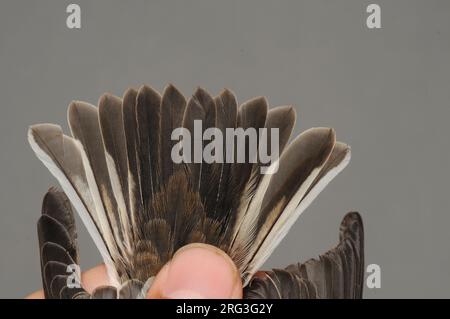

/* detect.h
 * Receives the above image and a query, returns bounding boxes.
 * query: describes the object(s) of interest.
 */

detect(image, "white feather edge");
[229,163,274,264]
[127,171,139,234]
[243,148,351,285]
[231,128,331,266]
[68,102,129,260]
[240,163,323,280]
[76,140,126,274]
[28,128,120,287]
[233,130,333,274]
[104,152,132,253]
[229,129,276,254]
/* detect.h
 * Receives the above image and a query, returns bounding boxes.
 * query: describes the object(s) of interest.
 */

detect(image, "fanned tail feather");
[29,84,356,297]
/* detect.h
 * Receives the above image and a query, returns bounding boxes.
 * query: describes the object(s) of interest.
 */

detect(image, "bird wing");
[38,188,90,299]
[244,212,364,299]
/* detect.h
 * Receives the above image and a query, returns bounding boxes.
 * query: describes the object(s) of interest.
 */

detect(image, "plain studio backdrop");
[0,0,449,298]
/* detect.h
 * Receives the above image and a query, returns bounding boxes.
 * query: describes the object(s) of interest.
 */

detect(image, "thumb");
[147,243,243,299]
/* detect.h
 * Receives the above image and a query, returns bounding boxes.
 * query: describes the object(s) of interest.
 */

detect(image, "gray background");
[0,0,449,298]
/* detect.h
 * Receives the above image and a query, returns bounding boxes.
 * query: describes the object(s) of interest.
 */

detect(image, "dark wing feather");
[232,97,268,201]
[244,212,364,299]
[38,189,89,299]
[210,90,238,240]
[28,124,113,269]
[214,90,237,220]
[220,97,268,245]
[122,88,141,237]
[193,88,219,219]
[68,101,126,266]
[232,128,336,278]
[135,85,161,211]
[258,128,336,228]
[99,94,133,245]
[227,105,296,255]
[264,105,296,156]
[182,95,206,190]
[160,84,187,186]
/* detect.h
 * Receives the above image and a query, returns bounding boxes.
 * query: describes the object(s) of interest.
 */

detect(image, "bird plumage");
[38,189,88,299]
[28,84,361,298]
[244,212,364,299]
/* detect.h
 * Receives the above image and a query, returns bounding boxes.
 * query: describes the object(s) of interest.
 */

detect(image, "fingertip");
[147,244,242,299]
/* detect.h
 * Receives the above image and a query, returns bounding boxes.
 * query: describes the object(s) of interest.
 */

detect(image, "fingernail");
[161,243,241,299]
